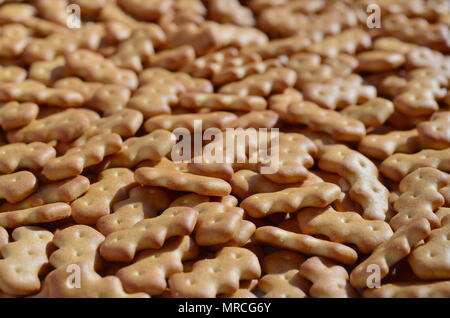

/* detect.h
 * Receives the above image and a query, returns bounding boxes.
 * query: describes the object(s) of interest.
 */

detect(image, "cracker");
[0,203,71,229]
[135,167,232,197]
[363,281,450,298]
[7,108,91,143]
[299,256,358,298]
[36,261,149,298]
[0,176,89,212]
[390,167,449,230]
[43,133,123,181]
[194,202,255,246]
[0,80,84,108]
[50,225,105,271]
[168,247,261,297]
[116,236,199,295]
[0,171,38,203]
[409,215,450,280]
[350,218,431,289]
[287,101,366,142]
[358,129,421,160]
[318,144,390,220]
[255,226,358,265]
[218,67,296,97]
[297,207,393,254]
[0,226,53,296]
[96,186,173,236]
[71,168,135,225]
[380,148,450,181]
[240,182,341,218]
[179,92,267,112]
[0,142,56,174]
[100,207,198,262]
[258,250,309,298]
[417,111,450,149]
[65,49,138,90]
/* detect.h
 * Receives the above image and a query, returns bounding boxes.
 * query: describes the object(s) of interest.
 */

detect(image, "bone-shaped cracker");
[240,182,341,218]
[357,50,405,72]
[28,56,69,85]
[111,29,155,73]
[258,2,356,39]
[169,247,261,297]
[340,98,394,128]
[311,170,363,214]
[50,225,105,271]
[405,47,450,78]
[297,207,393,254]
[116,236,199,295]
[166,21,267,56]
[255,226,358,265]
[70,109,143,148]
[127,67,212,118]
[409,215,450,280]
[258,251,309,298]
[96,186,173,236]
[43,133,122,181]
[194,202,255,246]
[380,148,450,181]
[0,142,56,174]
[0,80,84,108]
[0,101,38,131]
[218,67,296,97]
[190,130,317,184]
[149,45,195,71]
[299,256,358,298]
[179,92,267,111]
[0,171,37,203]
[106,130,176,169]
[382,14,448,51]
[135,167,232,197]
[209,0,254,26]
[7,109,91,143]
[0,176,89,212]
[233,110,280,129]
[0,226,53,296]
[417,111,450,150]
[241,35,311,59]
[306,28,371,57]
[182,47,259,78]
[350,218,431,289]
[358,129,421,160]
[318,144,390,220]
[23,24,104,62]
[288,53,358,88]
[268,88,303,123]
[230,169,322,200]
[71,168,135,225]
[65,49,138,90]
[302,75,376,110]
[390,167,449,230]
[287,101,365,142]
[117,0,172,20]
[35,261,149,298]
[170,193,210,208]
[212,56,287,86]
[144,111,237,132]
[0,202,71,229]
[100,207,198,262]
[373,37,419,54]
[363,281,450,298]
[0,65,27,83]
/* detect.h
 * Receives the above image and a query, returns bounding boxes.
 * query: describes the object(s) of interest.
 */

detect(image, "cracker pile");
[0,0,448,298]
